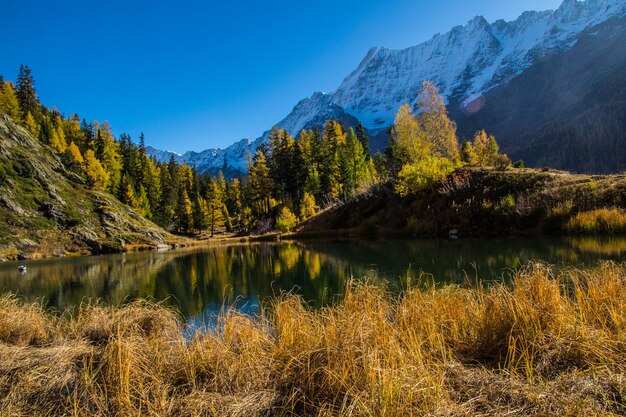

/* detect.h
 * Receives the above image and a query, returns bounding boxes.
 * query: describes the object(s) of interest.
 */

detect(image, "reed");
[1,262,625,416]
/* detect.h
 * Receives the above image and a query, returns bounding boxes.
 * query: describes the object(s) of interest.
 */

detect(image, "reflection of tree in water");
[1,236,625,320]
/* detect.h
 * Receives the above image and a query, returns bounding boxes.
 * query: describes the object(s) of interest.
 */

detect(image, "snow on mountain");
[147,137,262,175]
[149,0,626,174]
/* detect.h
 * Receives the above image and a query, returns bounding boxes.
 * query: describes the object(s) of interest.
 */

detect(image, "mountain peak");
[148,0,626,177]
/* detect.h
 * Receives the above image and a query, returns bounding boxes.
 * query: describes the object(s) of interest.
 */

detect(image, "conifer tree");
[136,184,152,219]
[16,65,39,120]
[119,174,136,207]
[175,186,194,234]
[356,123,371,160]
[460,140,478,165]
[248,150,273,215]
[24,112,40,137]
[0,81,22,122]
[83,149,109,190]
[207,181,225,236]
[473,130,490,166]
[64,141,84,171]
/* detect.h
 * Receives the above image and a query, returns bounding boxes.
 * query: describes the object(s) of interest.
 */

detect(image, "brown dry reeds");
[1,262,625,416]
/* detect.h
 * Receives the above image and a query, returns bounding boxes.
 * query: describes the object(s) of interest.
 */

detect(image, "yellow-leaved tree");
[391,81,460,195]
[83,149,109,190]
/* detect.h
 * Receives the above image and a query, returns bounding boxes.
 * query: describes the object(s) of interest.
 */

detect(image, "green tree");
[460,140,478,165]
[248,150,273,215]
[136,184,152,219]
[299,192,317,219]
[175,186,193,234]
[356,123,371,161]
[207,181,225,236]
[16,65,39,120]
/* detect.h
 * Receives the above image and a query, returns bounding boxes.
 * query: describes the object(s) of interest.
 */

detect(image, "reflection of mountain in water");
[1,237,626,319]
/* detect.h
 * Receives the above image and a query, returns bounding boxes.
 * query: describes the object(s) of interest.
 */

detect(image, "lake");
[1,236,625,323]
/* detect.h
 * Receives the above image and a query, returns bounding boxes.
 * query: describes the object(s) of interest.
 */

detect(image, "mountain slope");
[451,15,626,172]
[0,113,184,261]
[149,0,626,175]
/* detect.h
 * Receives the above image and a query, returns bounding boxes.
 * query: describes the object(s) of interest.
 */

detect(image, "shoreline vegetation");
[1,262,625,416]
[2,69,626,262]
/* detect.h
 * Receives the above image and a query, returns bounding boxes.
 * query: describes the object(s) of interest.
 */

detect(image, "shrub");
[275,207,297,233]
[395,156,456,196]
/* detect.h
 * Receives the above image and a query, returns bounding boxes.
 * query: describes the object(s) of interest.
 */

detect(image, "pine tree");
[175,186,193,234]
[156,162,176,228]
[119,174,136,207]
[207,181,225,236]
[16,65,39,120]
[487,135,500,165]
[136,184,152,219]
[356,124,371,160]
[193,196,209,231]
[95,122,122,194]
[460,140,478,165]
[248,150,273,215]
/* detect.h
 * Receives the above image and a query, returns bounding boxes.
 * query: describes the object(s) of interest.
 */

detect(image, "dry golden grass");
[566,208,626,234]
[1,263,625,416]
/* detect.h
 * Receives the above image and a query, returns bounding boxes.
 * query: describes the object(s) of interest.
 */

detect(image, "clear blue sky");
[1,0,561,152]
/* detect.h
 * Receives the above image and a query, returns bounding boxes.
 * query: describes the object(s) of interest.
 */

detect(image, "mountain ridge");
[148,0,626,175]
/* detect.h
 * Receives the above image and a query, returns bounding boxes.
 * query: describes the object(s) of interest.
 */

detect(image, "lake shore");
[1,262,624,416]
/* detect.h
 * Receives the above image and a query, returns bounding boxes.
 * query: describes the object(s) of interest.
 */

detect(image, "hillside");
[452,15,626,172]
[298,167,626,237]
[0,113,185,261]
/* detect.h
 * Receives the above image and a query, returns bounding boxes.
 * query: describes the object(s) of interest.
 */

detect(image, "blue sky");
[1,0,561,152]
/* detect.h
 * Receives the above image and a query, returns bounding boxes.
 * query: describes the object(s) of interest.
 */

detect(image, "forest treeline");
[0,66,512,236]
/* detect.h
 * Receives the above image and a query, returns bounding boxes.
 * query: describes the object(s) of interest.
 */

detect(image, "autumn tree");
[83,149,109,190]
[416,81,459,161]
[0,81,21,121]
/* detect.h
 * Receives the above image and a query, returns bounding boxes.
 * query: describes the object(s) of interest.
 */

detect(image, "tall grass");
[1,263,625,416]
[566,208,626,234]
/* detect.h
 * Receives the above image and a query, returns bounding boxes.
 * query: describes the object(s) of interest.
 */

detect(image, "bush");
[275,207,297,233]
[395,156,456,196]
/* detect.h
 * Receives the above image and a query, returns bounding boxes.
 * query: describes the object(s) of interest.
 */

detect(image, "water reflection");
[0,236,625,320]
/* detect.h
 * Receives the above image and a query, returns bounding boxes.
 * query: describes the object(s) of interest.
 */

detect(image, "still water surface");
[1,237,625,322]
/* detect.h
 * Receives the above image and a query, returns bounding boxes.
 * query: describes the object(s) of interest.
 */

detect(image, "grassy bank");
[299,167,626,238]
[1,263,625,416]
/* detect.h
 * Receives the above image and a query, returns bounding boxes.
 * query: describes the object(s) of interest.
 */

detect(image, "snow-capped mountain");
[149,0,626,175]
[147,137,263,176]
